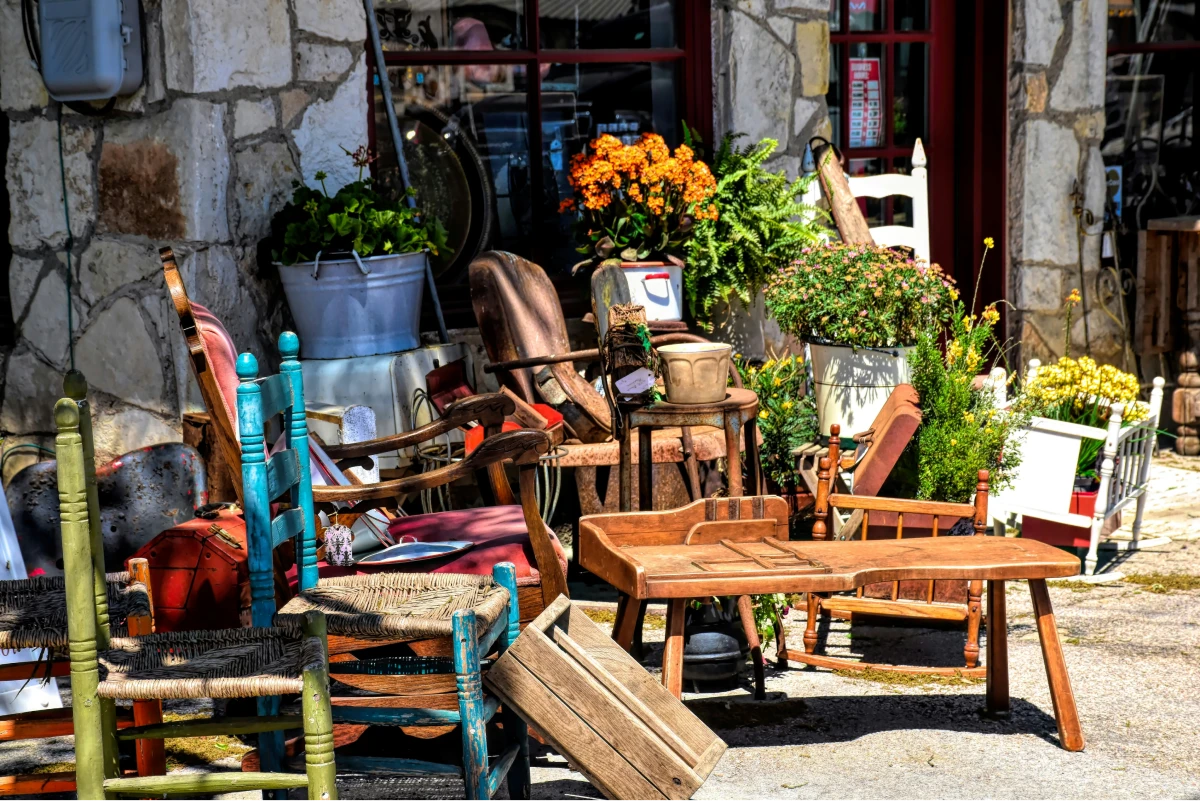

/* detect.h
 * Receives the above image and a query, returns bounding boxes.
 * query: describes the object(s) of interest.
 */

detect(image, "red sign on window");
[848,57,882,148]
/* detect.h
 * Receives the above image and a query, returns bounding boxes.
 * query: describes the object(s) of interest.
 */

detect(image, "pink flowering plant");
[763,242,957,348]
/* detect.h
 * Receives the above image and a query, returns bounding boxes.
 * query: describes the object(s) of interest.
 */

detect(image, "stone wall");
[1,0,370,479]
[1008,0,1120,367]
[711,0,832,360]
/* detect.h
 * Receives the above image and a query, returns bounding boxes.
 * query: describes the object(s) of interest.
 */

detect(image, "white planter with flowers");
[807,342,914,437]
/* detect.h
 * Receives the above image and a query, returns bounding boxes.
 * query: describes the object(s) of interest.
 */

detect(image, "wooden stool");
[614,388,768,698]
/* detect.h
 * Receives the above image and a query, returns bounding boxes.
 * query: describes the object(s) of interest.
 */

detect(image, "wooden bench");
[578,493,1085,752]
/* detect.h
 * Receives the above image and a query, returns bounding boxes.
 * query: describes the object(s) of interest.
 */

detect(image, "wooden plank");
[270,506,305,550]
[813,142,875,245]
[1146,215,1200,232]
[264,448,300,501]
[485,651,663,800]
[509,626,702,797]
[1135,230,1175,355]
[0,772,76,796]
[0,661,70,682]
[500,386,549,430]
[331,694,459,710]
[117,715,300,741]
[780,649,986,677]
[818,596,969,622]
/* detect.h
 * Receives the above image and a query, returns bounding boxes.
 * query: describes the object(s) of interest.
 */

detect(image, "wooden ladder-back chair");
[55,395,339,800]
[470,251,743,515]
[803,430,990,676]
[0,372,165,796]
[240,335,536,798]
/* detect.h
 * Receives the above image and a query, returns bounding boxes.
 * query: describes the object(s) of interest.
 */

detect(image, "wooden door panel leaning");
[578,495,1086,752]
[485,596,726,800]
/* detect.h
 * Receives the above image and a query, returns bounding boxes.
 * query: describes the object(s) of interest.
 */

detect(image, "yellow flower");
[783,400,794,410]
[963,411,975,424]
[759,410,769,419]
[773,376,782,386]
[950,438,957,446]
[983,236,995,249]
[1066,288,1082,306]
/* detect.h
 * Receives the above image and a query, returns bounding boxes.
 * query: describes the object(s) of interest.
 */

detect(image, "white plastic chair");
[802,138,930,263]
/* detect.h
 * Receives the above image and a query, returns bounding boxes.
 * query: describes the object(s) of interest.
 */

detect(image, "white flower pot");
[277,251,427,359]
[808,342,914,437]
[621,262,683,321]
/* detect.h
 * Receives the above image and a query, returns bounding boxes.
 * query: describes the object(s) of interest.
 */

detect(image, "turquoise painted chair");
[238,332,539,799]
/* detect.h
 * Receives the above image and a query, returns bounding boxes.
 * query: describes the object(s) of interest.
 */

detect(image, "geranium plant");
[763,243,955,348]
[561,132,717,263]
[271,146,450,266]
[686,133,824,327]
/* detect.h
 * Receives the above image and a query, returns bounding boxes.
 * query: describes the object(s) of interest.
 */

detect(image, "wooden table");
[618,388,761,513]
[578,495,1086,751]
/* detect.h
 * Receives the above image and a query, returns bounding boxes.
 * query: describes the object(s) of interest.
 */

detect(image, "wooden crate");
[484,596,726,800]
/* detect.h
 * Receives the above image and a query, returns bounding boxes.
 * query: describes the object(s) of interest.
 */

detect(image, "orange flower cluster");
[567,133,717,219]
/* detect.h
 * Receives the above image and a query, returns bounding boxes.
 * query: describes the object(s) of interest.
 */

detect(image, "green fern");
[684,134,826,328]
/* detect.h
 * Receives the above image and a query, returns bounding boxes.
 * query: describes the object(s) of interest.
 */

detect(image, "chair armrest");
[321,394,514,460]
[307,404,379,483]
[483,348,602,374]
[314,428,550,503]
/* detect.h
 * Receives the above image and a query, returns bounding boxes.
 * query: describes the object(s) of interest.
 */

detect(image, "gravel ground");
[3,459,1197,799]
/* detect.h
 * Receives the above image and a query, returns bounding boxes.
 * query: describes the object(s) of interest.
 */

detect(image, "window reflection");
[376,1,525,51]
[540,1,675,48]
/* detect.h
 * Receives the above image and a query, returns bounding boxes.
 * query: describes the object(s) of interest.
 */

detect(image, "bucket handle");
[310,250,372,279]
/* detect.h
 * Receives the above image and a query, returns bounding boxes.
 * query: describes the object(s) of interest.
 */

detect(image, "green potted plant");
[764,242,954,436]
[686,134,824,328]
[561,132,717,322]
[734,351,818,495]
[270,146,449,359]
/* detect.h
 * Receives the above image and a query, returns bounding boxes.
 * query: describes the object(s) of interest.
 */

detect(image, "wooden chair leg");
[662,599,686,699]
[495,563,531,800]
[300,611,338,800]
[964,579,983,668]
[126,560,166,777]
[679,426,703,502]
[803,592,820,655]
[774,616,789,669]
[735,596,766,700]
[612,593,638,653]
[1029,579,1085,752]
[985,580,1010,717]
[454,609,490,799]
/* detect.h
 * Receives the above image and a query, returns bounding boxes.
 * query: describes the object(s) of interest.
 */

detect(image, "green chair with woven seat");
[55,396,339,800]
[239,333,536,799]
[0,371,165,796]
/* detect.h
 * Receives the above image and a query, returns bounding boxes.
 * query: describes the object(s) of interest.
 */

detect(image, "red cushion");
[289,505,566,589]
[191,302,240,435]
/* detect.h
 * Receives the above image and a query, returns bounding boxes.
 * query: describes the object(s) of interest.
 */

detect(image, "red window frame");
[367,2,713,323]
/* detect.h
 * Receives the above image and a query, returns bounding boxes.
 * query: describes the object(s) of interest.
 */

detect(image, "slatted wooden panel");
[1135,230,1175,355]
[484,596,726,800]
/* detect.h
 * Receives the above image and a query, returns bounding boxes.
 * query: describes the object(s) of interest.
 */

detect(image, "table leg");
[725,417,744,497]
[744,414,762,495]
[619,424,633,513]
[1029,579,1085,751]
[638,425,654,512]
[985,580,1010,717]
[804,592,820,654]
[736,595,766,700]
[662,599,686,699]
[679,426,703,501]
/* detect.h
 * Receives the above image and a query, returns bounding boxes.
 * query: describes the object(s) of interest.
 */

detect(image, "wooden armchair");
[801,432,990,676]
[470,251,744,514]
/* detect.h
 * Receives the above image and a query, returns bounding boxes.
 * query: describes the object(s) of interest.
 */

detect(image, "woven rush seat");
[274,572,510,642]
[95,627,326,700]
[0,572,150,652]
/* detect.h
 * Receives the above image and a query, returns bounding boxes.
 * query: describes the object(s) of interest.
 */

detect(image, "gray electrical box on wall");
[39,0,143,101]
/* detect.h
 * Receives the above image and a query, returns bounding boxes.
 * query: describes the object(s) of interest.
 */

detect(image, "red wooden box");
[1021,490,1121,549]
[129,509,254,632]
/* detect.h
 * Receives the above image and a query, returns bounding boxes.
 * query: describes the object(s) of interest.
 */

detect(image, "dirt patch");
[162,712,251,769]
[1123,573,1200,593]
[580,608,665,629]
[98,141,187,238]
[833,667,985,687]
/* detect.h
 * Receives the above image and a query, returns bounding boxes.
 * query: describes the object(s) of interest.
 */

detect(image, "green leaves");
[685,134,825,328]
[270,167,451,265]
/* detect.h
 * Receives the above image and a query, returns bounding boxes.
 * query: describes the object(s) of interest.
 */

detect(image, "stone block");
[296,42,354,83]
[235,98,276,139]
[1014,265,1063,312]
[91,406,182,463]
[1020,120,1079,266]
[776,0,831,10]
[728,13,795,146]
[1025,72,1048,113]
[76,238,161,305]
[99,99,230,241]
[162,0,291,92]
[23,270,85,367]
[0,0,48,111]
[1,349,63,433]
[295,0,366,41]
[74,297,166,408]
[1049,0,1106,112]
[9,255,45,321]
[6,119,95,250]
[795,20,829,97]
[1019,317,1060,365]
[294,56,369,192]
[735,0,767,17]
[767,16,795,44]
[280,88,312,127]
[1070,308,1124,365]
[1023,0,1063,66]
[793,96,823,142]
[234,141,300,245]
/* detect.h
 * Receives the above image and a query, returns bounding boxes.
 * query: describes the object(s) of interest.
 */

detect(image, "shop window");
[370,1,711,325]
